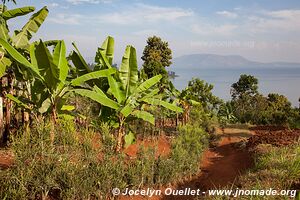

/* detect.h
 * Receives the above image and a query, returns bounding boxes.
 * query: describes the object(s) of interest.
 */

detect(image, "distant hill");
[172,54,300,69]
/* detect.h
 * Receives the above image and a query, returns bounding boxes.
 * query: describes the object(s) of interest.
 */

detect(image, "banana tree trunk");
[3,72,14,144]
[0,96,4,145]
[50,104,58,144]
[182,102,190,125]
[116,116,125,152]
[23,81,30,130]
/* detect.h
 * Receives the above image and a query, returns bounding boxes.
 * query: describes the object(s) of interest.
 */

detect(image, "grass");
[234,143,300,199]
[0,117,210,199]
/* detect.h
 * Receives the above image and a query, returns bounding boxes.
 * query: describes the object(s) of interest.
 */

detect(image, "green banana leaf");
[71,68,116,86]
[0,18,9,41]
[142,88,160,99]
[92,85,106,96]
[143,97,183,113]
[12,6,48,49]
[107,75,125,103]
[70,42,91,76]
[43,40,59,47]
[0,5,7,13]
[134,74,162,94]
[0,38,43,80]
[120,104,135,117]
[61,105,75,111]
[73,88,119,110]
[0,56,11,77]
[95,36,114,68]
[131,110,155,125]
[33,40,59,91]
[53,41,68,82]
[6,94,31,110]
[124,131,135,148]
[38,98,51,113]
[119,45,138,97]
[2,6,35,20]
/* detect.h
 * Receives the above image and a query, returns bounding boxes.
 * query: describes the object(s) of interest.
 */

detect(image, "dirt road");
[121,128,255,200]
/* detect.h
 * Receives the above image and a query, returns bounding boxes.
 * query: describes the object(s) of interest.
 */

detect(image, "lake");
[172,67,300,107]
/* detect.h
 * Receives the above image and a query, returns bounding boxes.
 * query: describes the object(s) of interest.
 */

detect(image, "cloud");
[133,29,159,36]
[48,3,59,7]
[49,3,193,26]
[246,9,300,33]
[191,23,238,36]
[66,0,112,5]
[96,3,194,25]
[216,11,238,19]
[48,14,83,25]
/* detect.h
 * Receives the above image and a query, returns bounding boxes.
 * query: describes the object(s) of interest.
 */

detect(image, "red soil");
[247,128,300,148]
[0,150,13,169]
[124,135,171,158]
[120,128,255,200]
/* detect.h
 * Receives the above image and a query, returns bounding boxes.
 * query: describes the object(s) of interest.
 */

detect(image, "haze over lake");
[171,54,300,107]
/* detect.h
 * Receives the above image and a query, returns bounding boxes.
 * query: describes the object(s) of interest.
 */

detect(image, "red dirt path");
[120,128,255,200]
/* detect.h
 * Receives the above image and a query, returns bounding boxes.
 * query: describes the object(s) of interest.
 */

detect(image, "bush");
[190,104,218,133]
[0,119,210,199]
[238,144,300,199]
[0,120,127,199]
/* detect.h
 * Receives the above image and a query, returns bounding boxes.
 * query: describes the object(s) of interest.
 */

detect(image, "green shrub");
[0,119,210,199]
[190,104,218,133]
[239,144,300,198]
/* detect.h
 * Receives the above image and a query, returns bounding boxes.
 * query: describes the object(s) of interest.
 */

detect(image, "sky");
[6,0,300,64]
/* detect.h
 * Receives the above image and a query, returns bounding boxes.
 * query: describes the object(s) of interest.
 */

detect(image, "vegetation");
[0,117,209,199]
[228,74,300,126]
[238,143,300,199]
[0,1,300,199]
[0,2,210,198]
[141,36,173,91]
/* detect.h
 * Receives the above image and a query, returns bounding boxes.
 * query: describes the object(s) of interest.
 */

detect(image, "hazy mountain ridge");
[172,54,300,69]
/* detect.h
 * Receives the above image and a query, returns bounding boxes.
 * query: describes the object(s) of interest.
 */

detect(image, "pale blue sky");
[7,0,300,63]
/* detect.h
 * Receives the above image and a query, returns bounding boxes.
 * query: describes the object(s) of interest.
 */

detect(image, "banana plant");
[175,89,202,125]
[218,101,237,124]
[1,38,115,117]
[70,36,117,120]
[0,5,48,144]
[0,39,70,119]
[0,5,47,77]
[72,44,182,151]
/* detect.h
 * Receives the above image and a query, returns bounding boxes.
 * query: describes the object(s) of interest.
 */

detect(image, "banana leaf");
[143,97,183,113]
[119,45,138,97]
[71,68,116,86]
[0,38,43,80]
[72,89,119,110]
[12,6,48,49]
[2,6,35,20]
[70,42,91,76]
[131,110,155,125]
[33,40,59,91]
[53,41,68,82]
[0,18,9,41]
[95,36,114,69]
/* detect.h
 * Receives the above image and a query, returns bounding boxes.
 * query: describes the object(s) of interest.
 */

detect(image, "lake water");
[172,67,300,107]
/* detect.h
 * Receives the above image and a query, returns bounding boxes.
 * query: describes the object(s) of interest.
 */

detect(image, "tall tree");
[182,78,222,111]
[141,36,172,79]
[231,74,258,100]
